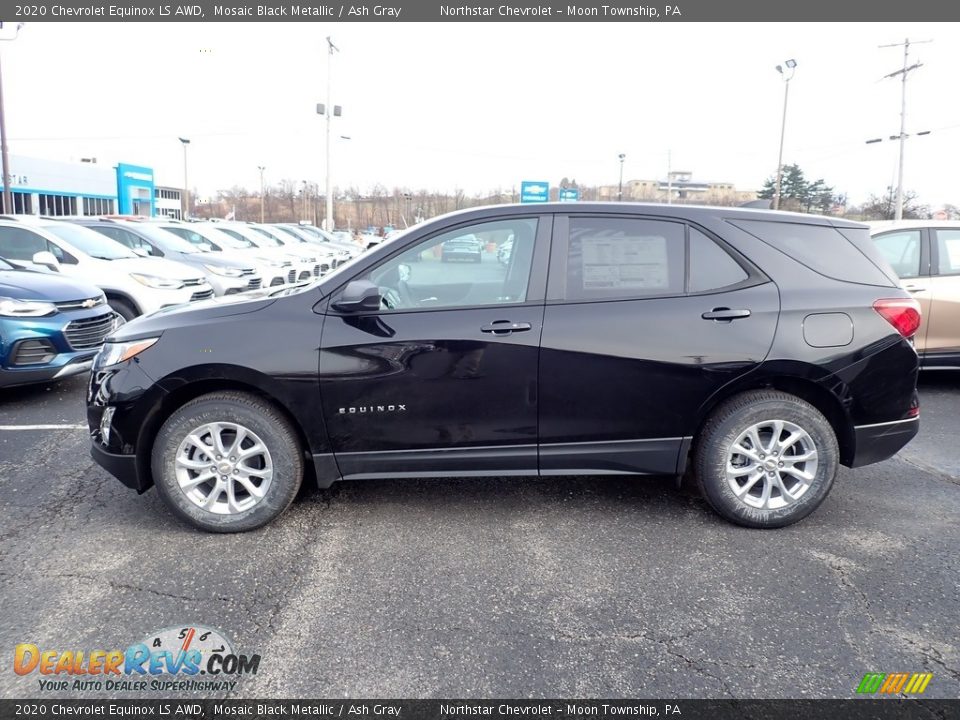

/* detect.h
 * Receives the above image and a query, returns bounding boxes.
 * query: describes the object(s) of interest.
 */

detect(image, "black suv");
[87,204,920,532]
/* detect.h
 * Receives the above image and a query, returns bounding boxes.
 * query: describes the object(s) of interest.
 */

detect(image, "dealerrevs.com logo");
[13,625,260,693]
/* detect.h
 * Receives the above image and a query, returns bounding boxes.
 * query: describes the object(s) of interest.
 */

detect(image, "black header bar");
[1,700,959,720]
[0,0,957,22]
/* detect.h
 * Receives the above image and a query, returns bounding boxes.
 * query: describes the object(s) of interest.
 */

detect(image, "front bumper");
[0,351,96,388]
[207,274,262,296]
[850,417,919,468]
[135,282,215,314]
[90,442,143,492]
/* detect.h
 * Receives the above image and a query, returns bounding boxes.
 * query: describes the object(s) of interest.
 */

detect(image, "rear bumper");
[850,417,919,468]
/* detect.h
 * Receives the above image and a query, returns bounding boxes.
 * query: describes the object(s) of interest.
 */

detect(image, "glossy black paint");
[87,203,920,495]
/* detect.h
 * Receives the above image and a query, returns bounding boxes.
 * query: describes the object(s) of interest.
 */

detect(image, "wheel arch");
[102,290,142,316]
[134,373,322,492]
[690,370,855,470]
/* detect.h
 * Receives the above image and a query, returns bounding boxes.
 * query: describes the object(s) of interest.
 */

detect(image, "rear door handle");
[481,320,532,335]
[904,285,926,293]
[701,308,752,321]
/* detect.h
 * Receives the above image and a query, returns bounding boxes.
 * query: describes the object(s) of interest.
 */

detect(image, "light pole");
[178,137,191,219]
[617,153,626,201]
[317,36,342,231]
[257,165,266,223]
[0,22,25,215]
[773,59,797,211]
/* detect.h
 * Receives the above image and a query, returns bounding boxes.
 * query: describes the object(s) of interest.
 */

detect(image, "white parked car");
[0,218,213,320]
[207,223,317,282]
[153,222,293,288]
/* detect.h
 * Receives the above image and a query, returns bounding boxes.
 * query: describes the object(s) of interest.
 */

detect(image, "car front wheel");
[693,390,838,528]
[151,391,303,532]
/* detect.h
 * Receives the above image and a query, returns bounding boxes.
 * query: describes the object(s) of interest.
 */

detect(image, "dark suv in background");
[87,203,920,532]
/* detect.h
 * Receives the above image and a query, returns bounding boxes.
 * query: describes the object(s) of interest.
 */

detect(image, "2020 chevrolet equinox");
[87,204,921,532]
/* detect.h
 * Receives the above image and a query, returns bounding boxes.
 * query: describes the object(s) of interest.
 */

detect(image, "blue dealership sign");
[558,188,580,202]
[520,181,549,203]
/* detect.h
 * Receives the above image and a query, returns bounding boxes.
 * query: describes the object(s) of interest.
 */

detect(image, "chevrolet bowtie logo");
[81,298,99,308]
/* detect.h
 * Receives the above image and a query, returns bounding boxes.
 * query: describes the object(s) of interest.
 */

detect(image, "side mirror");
[333,280,382,313]
[32,251,60,272]
[133,246,151,257]
[198,243,214,252]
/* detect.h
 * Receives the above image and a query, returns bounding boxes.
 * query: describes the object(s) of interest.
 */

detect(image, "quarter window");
[354,218,538,311]
[565,218,684,300]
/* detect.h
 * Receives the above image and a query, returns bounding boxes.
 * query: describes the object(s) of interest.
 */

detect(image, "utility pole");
[0,23,25,215]
[258,166,265,222]
[880,38,930,221]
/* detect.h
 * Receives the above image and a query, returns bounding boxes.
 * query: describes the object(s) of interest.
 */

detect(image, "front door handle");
[481,320,532,335]
[701,307,752,321]
[904,285,927,293]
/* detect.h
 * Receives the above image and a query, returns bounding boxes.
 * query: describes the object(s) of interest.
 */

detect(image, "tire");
[108,298,138,321]
[151,391,303,532]
[693,390,838,529]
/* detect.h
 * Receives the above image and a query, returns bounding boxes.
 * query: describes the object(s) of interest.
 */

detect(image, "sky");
[1,21,958,208]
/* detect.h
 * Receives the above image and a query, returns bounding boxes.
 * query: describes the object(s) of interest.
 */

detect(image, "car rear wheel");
[151,391,303,532]
[693,390,838,528]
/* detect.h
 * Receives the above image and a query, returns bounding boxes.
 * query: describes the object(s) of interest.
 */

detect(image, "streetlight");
[773,58,797,211]
[257,165,266,223]
[617,153,626,201]
[178,137,191,219]
[0,22,25,215]
[316,36,342,231]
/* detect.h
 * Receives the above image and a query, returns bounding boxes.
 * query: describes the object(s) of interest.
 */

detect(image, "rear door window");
[934,229,960,276]
[872,230,922,279]
[688,228,749,292]
[565,217,685,301]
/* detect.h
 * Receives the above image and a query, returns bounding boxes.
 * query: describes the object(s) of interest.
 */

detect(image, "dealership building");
[0,154,183,218]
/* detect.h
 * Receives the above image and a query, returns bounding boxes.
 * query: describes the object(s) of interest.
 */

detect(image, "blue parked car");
[0,255,119,388]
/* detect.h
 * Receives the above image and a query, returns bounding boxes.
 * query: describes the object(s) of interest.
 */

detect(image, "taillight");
[873,298,922,338]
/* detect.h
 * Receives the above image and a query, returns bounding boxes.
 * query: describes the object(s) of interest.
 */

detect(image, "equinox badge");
[339,405,407,414]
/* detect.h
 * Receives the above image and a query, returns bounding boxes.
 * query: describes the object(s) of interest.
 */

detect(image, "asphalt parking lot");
[0,374,958,699]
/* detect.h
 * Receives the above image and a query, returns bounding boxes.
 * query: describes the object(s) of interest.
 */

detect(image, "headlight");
[203,264,244,278]
[259,256,291,268]
[0,296,57,317]
[95,337,159,368]
[130,273,185,290]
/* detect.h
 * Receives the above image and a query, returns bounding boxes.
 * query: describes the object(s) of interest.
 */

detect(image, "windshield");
[224,226,280,247]
[180,225,254,249]
[126,224,202,254]
[251,226,293,245]
[280,226,314,243]
[292,225,322,239]
[42,223,138,260]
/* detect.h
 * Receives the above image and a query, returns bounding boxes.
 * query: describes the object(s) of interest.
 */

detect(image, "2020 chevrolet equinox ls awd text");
[87,203,921,532]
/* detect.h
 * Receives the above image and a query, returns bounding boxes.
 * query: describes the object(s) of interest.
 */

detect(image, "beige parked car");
[871,220,960,369]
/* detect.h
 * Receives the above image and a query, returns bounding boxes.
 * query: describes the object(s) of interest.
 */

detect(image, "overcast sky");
[2,21,958,207]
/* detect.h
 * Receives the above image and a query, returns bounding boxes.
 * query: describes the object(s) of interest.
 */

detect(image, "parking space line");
[0,424,87,430]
